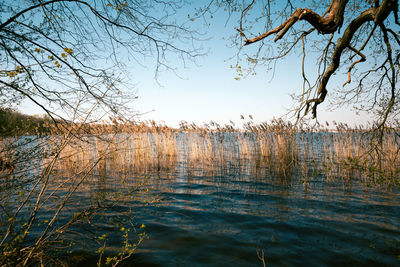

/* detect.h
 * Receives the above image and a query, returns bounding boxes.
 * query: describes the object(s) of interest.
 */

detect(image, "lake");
[1,131,399,266]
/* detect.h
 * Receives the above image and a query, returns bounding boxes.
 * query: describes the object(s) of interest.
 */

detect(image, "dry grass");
[2,119,399,186]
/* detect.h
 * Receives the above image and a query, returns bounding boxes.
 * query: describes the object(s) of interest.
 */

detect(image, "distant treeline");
[0,108,164,137]
[1,107,399,137]
[0,108,55,136]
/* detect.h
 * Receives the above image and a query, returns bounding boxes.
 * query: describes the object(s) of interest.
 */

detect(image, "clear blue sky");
[126,4,370,128]
[18,1,371,128]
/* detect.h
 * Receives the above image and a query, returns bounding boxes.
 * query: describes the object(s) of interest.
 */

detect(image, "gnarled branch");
[238,0,349,45]
[304,0,397,118]
[343,46,366,87]
[239,0,398,119]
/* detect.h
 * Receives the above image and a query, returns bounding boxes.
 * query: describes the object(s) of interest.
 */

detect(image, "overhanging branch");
[238,0,349,45]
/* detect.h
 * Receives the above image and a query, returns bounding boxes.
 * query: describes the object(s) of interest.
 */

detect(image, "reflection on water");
[1,133,400,266]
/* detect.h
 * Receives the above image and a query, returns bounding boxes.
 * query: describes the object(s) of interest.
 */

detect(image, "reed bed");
[22,119,396,187]
[1,119,399,187]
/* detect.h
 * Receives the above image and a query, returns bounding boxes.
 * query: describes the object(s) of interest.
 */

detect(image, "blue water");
[79,168,400,266]
[1,134,400,266]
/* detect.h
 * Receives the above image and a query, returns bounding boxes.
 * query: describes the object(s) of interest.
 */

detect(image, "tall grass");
[44,119,399,186]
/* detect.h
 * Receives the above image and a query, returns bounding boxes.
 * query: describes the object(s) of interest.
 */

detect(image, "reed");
[31,119,394,187]
[2,119,399,188]
[44,119,299,180]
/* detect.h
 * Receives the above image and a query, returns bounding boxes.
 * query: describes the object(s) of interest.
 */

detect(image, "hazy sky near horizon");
[18,1,372,128]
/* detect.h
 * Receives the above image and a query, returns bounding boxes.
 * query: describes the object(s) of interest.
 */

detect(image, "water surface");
[1,134,400,266]
[107,168,400,266]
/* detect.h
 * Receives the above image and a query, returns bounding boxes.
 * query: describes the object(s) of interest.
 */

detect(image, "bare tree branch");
[238,0,349,45]
[343,45,366,86]
[236,0,398,121]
